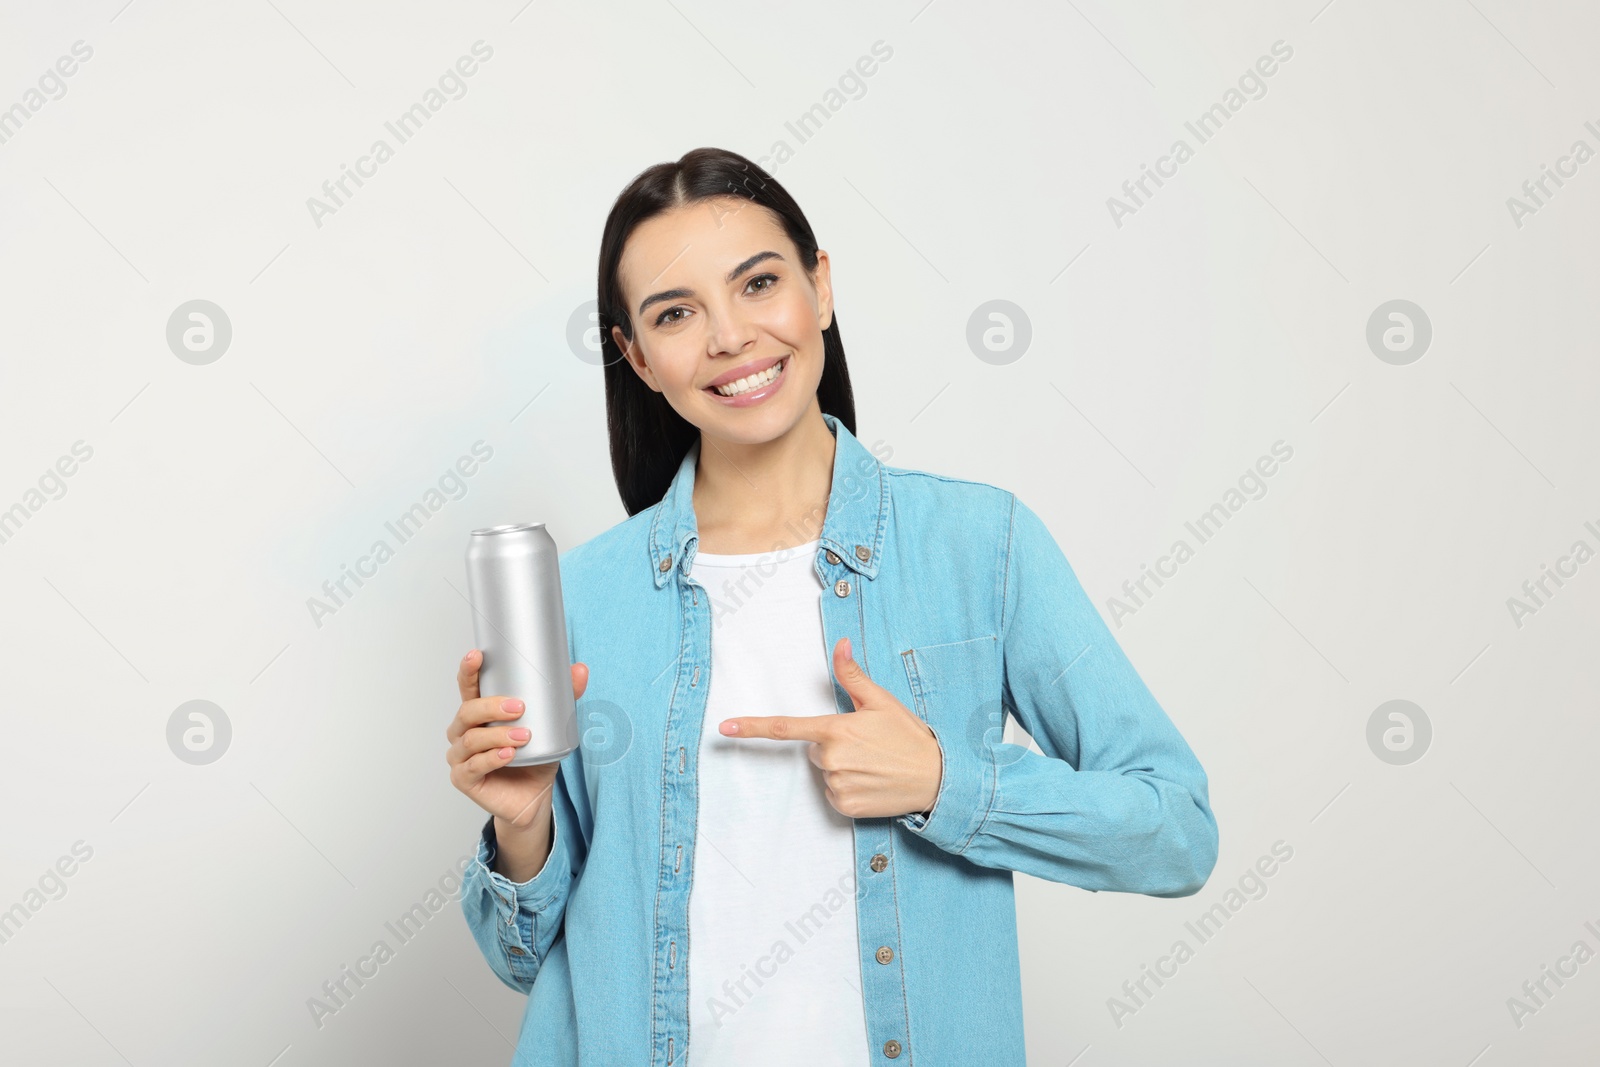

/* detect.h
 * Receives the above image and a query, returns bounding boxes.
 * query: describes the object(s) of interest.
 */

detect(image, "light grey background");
[2,0,1597,1064]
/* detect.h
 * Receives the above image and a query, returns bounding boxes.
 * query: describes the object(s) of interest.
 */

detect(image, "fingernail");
[497,747,514,758]
[721,721,739,735]
[509,728,531,742]
[503,698,524,714]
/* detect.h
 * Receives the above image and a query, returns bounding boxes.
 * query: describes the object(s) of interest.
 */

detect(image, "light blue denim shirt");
[461,412,1218,1065]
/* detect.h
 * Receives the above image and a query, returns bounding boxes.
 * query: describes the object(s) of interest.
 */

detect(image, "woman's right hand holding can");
[447,648,587,881]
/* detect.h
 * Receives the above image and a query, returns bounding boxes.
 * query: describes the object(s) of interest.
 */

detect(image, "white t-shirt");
[686,537,870,1065]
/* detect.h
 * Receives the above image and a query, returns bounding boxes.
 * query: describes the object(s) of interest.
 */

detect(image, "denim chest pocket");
[899,634,1004,763]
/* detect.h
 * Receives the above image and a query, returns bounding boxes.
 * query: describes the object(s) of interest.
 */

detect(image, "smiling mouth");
[705,355,789,397]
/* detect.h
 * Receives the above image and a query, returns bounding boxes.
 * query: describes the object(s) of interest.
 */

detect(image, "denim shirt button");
[882,1039,902,1058]
[855,545,871,562]
[825,549,841,565]
[834,579,851,597]
[875,945,894,964]
[507,945,528,956]
[659,555,672,572]
[870,853,888,872]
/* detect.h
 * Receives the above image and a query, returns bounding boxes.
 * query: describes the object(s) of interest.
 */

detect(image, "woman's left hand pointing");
[719,636,943,820]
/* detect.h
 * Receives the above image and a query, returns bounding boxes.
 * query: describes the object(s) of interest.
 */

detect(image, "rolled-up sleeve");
[460,803,574,993]
[900,493,1219,898]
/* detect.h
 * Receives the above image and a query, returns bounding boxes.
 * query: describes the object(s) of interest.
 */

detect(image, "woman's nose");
[705,305,758,356]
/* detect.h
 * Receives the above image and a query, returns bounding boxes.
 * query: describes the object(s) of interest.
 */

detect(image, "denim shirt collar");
[648,411,886,588]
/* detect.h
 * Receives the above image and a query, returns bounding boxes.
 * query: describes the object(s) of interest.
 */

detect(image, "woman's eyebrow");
[636,250,785,317]
[725,249,783,281]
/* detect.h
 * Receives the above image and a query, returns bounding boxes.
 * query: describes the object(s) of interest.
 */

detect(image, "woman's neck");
[690,411,836,555]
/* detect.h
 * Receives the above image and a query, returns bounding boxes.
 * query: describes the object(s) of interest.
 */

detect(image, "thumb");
[832,636,882,711]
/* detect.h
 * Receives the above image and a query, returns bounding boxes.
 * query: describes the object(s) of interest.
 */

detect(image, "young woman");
[446,147,1219,1066]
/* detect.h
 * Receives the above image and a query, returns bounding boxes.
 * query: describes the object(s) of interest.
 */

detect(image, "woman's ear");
[612,324,660,392]
[813,249,834,332]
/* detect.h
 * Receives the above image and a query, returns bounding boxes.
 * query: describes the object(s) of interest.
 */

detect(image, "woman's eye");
[653,275,775,326]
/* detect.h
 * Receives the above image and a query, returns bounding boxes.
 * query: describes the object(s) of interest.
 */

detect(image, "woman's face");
[611,197,833,446]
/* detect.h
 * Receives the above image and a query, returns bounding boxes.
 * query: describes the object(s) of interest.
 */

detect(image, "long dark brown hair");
[596,147,856,517]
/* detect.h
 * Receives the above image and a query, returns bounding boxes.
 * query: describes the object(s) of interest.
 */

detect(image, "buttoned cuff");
[896,723,995,854]
[468,813,570,979]
[477,814,568,910]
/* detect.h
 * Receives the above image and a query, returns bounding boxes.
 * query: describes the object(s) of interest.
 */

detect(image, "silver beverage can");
[464,522,579,767]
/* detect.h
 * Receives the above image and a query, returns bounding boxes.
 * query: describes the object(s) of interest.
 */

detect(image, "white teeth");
[712,357,785,397]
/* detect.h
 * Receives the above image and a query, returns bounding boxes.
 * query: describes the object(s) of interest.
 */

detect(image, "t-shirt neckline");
[692,537,822,566]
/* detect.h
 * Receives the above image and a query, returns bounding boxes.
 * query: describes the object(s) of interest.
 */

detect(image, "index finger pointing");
[719,715,832,741]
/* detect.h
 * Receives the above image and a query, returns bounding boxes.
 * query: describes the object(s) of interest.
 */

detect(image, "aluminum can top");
[471,521,546,536]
